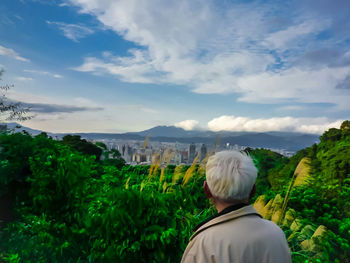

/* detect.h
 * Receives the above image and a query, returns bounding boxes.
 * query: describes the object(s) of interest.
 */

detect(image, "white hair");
[206,150,258,202]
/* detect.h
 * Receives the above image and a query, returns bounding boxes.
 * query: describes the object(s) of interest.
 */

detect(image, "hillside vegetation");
[0,121,349,262]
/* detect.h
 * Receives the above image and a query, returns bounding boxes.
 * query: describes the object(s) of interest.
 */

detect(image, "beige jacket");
[181,205,292,263]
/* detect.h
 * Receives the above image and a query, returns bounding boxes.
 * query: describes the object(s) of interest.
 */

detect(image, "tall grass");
[279,157,311,225]
[182,154,200,186]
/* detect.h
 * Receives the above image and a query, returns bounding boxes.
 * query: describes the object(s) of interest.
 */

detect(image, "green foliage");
[0,133,32,195]
[0,133,59,197]
[0,132,210,262]
[340,120,350,130]
[248,148,287,198]
[0,121,349,262]
[28,144,98,217]
[95,141,107,150]
[101,148,126,169]
[62,135,102,160]
[284,121,350,262]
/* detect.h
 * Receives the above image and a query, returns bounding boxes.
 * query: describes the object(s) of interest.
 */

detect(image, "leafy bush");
[1,121,349,262]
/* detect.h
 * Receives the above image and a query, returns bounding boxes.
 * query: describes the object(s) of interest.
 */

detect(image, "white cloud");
[24,69,63,78]
[47,21,94,42]
[73,52,159,83]
[6,90,55,104]
[236,66,350,110]
[264,20,329,50]
[16,76,34,81]
[14,15,24,21]
[113,104,158,113]
[69,0,274,88]
[174,120,200,131]
[207,115,343,134]
[277,105,305,111]
[5,87,162,133]
[73,97,97,106]
[0,45,29,62]
[68,0,350,111]
[73,98,157,115]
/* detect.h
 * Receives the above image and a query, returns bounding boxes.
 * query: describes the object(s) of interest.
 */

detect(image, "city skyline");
[90,137,294,166]
[1,0,349,134]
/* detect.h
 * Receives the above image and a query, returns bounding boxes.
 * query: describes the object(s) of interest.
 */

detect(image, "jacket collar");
[190,205,262,241]
[193,203,249,232]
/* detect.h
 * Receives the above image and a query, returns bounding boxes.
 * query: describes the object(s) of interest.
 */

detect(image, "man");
[181,150,292,263]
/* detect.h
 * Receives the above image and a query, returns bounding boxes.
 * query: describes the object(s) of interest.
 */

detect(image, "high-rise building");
[200,144,207,162]
[188,143,196,164]
[181,150,188,164]
[122,145,126,156]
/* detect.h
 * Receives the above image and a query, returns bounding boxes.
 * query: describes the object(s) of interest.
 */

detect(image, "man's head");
[204,150,258,204]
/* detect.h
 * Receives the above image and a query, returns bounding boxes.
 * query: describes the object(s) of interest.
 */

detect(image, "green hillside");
[0,121,349,263]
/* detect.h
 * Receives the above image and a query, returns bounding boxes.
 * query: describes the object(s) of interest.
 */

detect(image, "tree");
[0,69,32,123]
[95,141,107,150]
[340,120,350,130]
[103,148,126,168]
[61,135,102,160]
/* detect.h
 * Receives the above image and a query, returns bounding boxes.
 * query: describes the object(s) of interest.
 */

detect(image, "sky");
[0,0,349,134]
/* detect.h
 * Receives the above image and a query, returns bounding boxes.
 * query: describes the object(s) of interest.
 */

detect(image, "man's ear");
[203,181,213,199]
[249,184,257,200]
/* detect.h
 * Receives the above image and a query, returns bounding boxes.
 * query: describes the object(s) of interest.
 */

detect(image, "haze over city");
[1,0,349,133]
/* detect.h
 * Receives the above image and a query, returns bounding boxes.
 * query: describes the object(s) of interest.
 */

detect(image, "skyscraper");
[200,144,207,162]
[122,144,126,156]
[188,143,196,164]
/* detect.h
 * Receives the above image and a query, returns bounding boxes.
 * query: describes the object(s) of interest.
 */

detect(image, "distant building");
[139,152,147,163]
[200,144,207,161]
[188,143,196,164]
[173,152,182,165]
[122,145,126,156]
[121,144,134,163]
[181,150,188,164]
[145,149,153,162]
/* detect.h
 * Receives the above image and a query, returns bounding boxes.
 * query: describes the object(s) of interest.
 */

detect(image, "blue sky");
[0,0,349,133]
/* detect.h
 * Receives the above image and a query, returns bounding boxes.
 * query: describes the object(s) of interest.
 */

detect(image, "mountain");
[125,126,319,150]
[125,125,216,138]
[1,123,320,152]
[1,122,44,135]
[128,125,319,139]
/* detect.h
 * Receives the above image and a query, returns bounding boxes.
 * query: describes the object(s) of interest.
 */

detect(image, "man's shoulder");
[193,211,286,244]
[190,205,262,241]
[259,217,287,236]
[183,207,291,263]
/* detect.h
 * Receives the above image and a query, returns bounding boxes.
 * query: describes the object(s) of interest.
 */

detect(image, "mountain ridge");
[1,123,319,152]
